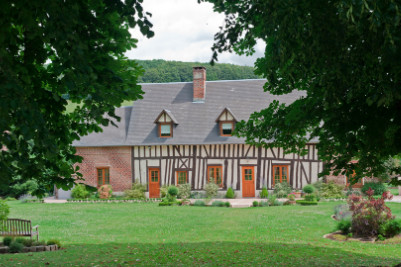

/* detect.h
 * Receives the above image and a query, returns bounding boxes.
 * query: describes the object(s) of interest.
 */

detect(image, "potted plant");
[292,190,301,198]
[286,193,296,205]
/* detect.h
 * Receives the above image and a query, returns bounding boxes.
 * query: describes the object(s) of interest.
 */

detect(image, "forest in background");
[136,59,259,83]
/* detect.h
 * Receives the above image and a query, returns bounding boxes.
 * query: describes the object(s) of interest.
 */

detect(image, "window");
[272,165,289,185]
[159,123,172,137]
[97,168,110,186]
[176,171,188,185]
[220,122,234,136]
[207,166,223,187]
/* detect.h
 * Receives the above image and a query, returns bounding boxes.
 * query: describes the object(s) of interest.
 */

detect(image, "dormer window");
[216,108,238,137]
[154,109,178,138]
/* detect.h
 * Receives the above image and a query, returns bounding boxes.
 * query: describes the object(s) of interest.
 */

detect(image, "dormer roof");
[215,107,238,122]
[154,109,179,124]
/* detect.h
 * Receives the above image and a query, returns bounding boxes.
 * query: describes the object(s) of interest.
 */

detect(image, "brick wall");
[75,146,132,192]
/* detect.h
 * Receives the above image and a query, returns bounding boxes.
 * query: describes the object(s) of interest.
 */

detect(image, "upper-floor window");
[216,108,238,137]
[154,109,178,138]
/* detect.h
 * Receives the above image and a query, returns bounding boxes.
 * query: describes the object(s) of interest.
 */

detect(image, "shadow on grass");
[0,241,400,266]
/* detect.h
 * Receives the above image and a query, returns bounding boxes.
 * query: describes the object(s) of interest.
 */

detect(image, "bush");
[205,181,219,198]
[33,240,46,246]
[225,187,235,199]
[124,182,146,199]
[160,185,169,198]
[259,201,269,207]
[336,219,352,235]
[296,200,318,205]
[304,194,317,202]
[193,200,206,206]
[345,189,362,196]
[361,182,388,196]
[15,237,25,244]
[348,188,393,237]
[260,187,268,199]
[47,239,62,247]
[177,183,191,200]
[71,184,90,199]
[334,204,352,221]
[0,199,10,222]
[252,201,259,207]
[22,239,35,247]
[268,195,276,206]
[379,219,401,238]
[98,185,112,199]
[320,181,345,199]
[287,193,295,201]
[272,200,284,206]
[273,182,292,198]
[158,201,172,206]
[168,186,179,197]
[3,236,13,246]
[190,191,206,199]
[212,200,225,207]
[224,201,231,207]
[303,185,315,194]
[9,241,24,253]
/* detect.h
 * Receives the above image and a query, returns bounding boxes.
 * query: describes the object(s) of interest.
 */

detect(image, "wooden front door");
[149,168,160,198]
[242,166,255,197]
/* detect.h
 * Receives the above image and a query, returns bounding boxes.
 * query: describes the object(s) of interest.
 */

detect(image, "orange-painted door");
[242,166,255,197]
[149,168,160,198]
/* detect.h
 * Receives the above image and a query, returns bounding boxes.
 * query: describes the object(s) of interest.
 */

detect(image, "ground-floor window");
[272,165,289,185]
[97,168,110,186]
[176,171,188,185]
[207,166,223,187]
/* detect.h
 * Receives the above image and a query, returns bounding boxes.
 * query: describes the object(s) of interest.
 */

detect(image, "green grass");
[1,201,401,266]
[390,188,400,196]
[65,100,133,113]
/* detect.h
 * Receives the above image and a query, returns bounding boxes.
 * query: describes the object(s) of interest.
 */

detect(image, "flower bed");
[67,198,162,203]
[0,244,59,254]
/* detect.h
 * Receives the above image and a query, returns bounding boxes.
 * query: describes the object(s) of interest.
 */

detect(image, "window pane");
[104,169,110,184]
[178,172,187,184]
[222,123,233,135]
[209,168,215,183]
[160,124,171,136]
[97,169,103,185]
[282,167,288,182]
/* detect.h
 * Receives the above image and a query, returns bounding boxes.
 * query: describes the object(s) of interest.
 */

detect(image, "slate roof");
[73,79,316,147]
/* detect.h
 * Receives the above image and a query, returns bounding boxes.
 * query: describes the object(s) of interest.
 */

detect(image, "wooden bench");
[0,219,39,241]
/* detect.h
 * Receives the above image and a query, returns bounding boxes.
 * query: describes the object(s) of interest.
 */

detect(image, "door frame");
[242,166,255,197]
[148,167,161,198]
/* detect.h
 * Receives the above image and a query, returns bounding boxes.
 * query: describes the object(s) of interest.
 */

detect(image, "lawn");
[65,100,133,113]
[1,201,401,266]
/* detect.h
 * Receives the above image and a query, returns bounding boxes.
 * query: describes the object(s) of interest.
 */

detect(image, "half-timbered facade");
[74,67,322,198]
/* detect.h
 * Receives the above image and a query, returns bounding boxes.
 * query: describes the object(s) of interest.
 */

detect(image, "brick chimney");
[193,67,206,102]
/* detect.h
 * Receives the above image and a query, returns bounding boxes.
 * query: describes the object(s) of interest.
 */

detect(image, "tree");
[0,0,153,196]
[200,0,401,185]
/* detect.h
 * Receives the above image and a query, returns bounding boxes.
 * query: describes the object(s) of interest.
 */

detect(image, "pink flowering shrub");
[347,187,393,237]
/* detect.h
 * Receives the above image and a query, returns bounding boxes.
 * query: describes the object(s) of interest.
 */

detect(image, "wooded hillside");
[136,59,259,83]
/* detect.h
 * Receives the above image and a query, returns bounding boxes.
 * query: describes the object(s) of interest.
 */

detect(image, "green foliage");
[378,219,401,238]
[0,199,10,221]
[259,187,269,199]
[224,202,231,208]
[47,239,62,247]
[0,0,154,195]
[273,182,292,198]
[267,195,276,206]
[22,239,35,247]
[158,201,173,206]
[205,181,219,198]
[124,182,146,200]
[193,200,206,207]
[71,184,90,199]
[320,182,345,199]
[259,201,269,207]
[136,59,259,83]
[160,185,169,198]
[361,182,388,196]
[304,194,317,202]
[177,184,191,200]
[9,241,24,253]
[296,200,318,206]
[303,185,315,194]
[15,237,25,244]
[225,187,235,199]
[336,220,352,235]
[287,194,295,201]
[203,0,401,186]
[168,186,179,197]
[252,201,259,207]
[3,236,13,246]
[33,240,47,246]
[377,234,386,241]
[211,201,226,207]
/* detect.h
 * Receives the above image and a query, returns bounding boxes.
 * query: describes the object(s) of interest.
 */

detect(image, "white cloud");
[125,0,264,66]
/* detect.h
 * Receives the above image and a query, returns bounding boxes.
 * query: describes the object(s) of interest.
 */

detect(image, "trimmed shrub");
[212,200,225,207]
[193,200,206,206]
[379,219,401,238]
[71,184,90,199]
[252,201,259,207]
[296,200,318,205]
[273,182,292,198]
[9,241,24,253]
[336,219,351,234]
[168,186,179,197]
[98,185,112,199]
[177,183,191,200]
[205,181,219,198]
[303,185,315,194]
[158,201,172,206]
[3,236,13,246]
[224,201,231,207]
[304,194,317,202]
[0,199,10,222]
[260,187,269,199]
[225,187,235,199]
[320,181,345,199]
[361,182,388,196]
[348,188,393,237]
[47,239,62,247]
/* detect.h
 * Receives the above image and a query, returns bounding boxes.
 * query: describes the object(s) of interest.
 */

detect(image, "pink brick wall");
[75,147,132,192]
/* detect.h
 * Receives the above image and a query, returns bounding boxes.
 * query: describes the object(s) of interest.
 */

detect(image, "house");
[73,67,323,198]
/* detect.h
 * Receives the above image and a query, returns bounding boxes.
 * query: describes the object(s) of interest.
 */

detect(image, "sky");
[125,0,264,66]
